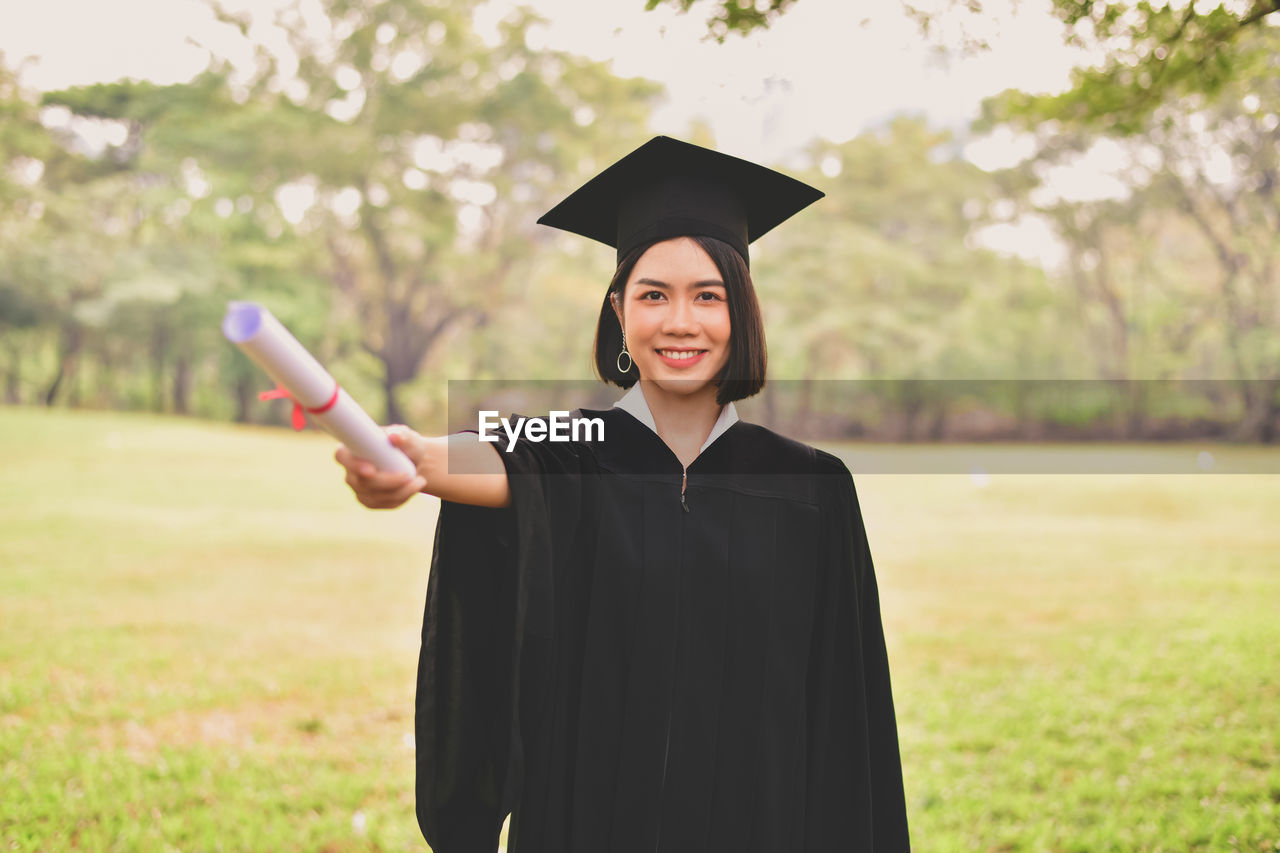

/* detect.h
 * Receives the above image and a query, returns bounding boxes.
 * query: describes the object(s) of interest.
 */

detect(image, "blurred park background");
[1,0,1278,436]
[2,0,1279,849]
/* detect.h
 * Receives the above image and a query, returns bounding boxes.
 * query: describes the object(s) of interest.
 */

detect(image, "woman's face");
[612,236,731,398]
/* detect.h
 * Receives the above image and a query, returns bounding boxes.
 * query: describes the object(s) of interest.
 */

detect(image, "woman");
[337,137,910,852]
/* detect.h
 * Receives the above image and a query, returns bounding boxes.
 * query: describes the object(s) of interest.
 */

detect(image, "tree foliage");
[643,0,798,41]
[35,0,660,423]
[647,0,1279,131]
[986,0,1280,133]
[3,1,1276,440]
[751,117,1075,437]
[982,25,1280,437]
[194,0,659,422]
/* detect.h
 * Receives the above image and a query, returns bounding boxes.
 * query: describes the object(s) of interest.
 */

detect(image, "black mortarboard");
[537,136,823,267]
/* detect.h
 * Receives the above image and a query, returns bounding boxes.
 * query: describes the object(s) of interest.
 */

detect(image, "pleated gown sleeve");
[415,420,585,853]
[805,451,911,850]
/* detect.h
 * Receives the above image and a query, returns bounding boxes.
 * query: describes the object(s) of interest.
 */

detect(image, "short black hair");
[592,235,767,406]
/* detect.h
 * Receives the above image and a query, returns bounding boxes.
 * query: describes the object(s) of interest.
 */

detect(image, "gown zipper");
[680,467,689,512]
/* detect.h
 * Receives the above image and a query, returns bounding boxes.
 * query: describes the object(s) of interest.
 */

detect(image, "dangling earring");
[617,328,633,374]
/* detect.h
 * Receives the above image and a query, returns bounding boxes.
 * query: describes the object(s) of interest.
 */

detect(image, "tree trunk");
[1263,390,1280,445]
[383,370,405,425]
[68,361,83,408]
[234,372,253,423]
[150,320,170,413]
[173,354,190,415]
[4,343,20,404]
[1236,379,1280,443]
[380,326,431,425]
[44,322,82,406]
[1014,379,1033,440]
[926,395,948,441]
[97,346,116,409]
[1126,380,1147,439]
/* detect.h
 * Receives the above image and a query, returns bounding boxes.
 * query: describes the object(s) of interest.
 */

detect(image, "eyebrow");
[634,277,725,289]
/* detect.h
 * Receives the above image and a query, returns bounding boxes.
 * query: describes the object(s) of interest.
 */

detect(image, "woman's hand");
[335,425,428,509]
[337,425,511,509]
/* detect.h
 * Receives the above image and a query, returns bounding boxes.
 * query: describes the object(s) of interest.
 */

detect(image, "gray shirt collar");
[612,384,739,457]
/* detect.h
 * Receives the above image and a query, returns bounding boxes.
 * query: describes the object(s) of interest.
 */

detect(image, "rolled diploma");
[222,301,416,476]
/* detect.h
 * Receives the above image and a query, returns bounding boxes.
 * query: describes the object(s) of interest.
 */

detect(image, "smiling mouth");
[657,349,707,360]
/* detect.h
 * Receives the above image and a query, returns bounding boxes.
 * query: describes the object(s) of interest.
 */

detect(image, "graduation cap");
[537,136,823,267]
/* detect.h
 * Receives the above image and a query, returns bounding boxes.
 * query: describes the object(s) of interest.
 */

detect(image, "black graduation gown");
[415,407,910,852]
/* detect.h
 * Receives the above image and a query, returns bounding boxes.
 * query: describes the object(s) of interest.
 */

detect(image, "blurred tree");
[985,26,1280,438]
[38,75,284,417]
[642,0,797,40]
[38,0,659,424]
[0,62,52,404]
[0,64,119,409]
[155,0,661,423]
[983,1,1280,134]
[753,117,1073,437]
[649,0,1279,131]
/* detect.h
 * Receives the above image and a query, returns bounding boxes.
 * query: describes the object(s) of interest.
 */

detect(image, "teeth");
[660,350,703,360]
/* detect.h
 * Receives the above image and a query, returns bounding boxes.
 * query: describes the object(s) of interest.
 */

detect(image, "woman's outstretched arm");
[335,425,511,509]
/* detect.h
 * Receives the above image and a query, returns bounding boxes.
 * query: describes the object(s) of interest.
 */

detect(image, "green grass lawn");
[2,407,1278,851]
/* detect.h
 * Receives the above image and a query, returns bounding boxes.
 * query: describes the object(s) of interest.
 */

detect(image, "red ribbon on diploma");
[259,383,340,431]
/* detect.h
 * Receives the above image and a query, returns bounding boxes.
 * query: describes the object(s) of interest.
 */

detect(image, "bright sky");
[0,0,1114,267]
[0,0,1088,155]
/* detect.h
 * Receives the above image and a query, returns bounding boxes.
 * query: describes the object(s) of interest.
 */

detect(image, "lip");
[656,348,708,368]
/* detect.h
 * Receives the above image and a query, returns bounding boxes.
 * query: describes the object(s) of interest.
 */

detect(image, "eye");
[695,290,725,301]
[639,290,665,301]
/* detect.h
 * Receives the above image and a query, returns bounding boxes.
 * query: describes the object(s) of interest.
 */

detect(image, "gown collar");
[612,384,739,457]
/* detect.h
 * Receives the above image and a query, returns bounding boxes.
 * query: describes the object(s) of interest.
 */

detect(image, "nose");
[662,295,698,335]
